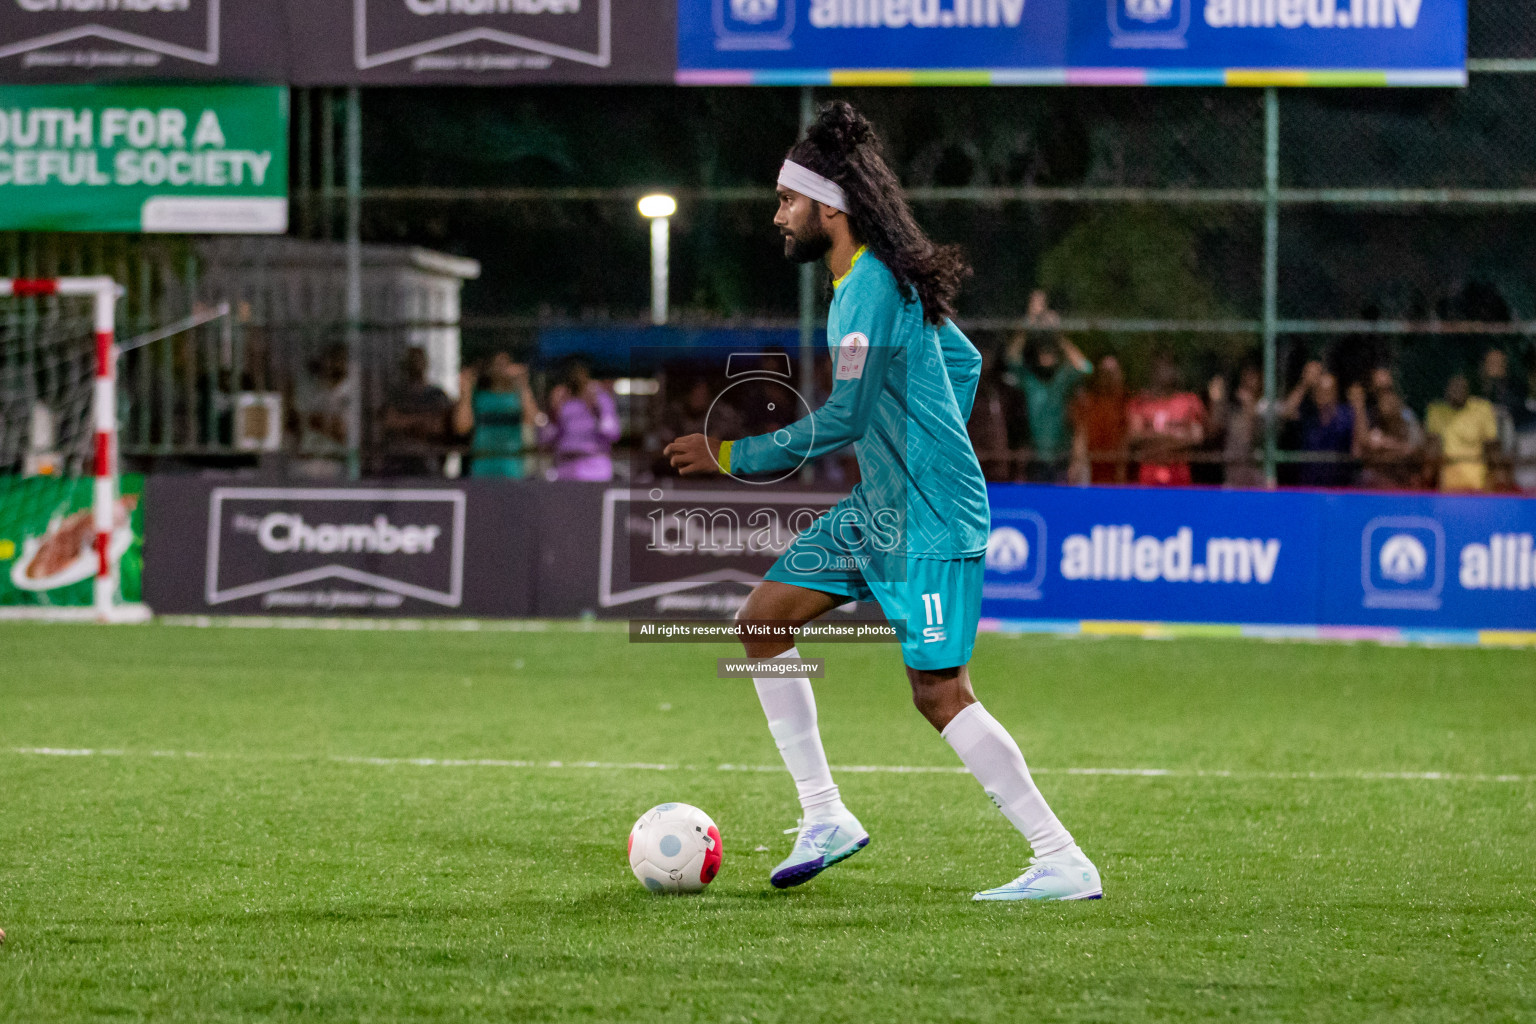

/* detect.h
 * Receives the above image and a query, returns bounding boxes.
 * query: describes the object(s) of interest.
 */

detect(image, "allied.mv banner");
[677,0,1466,84]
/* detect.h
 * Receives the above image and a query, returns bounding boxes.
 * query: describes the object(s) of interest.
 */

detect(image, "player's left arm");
[667,293,906,477]
[937,318,982,422]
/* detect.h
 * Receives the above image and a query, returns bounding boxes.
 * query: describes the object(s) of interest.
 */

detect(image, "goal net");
[0,278,147,622]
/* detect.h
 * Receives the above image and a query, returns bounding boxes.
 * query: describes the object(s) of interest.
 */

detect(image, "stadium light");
[638,193,676,325]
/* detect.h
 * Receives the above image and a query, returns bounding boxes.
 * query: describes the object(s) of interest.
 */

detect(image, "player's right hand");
[663,434,724,476]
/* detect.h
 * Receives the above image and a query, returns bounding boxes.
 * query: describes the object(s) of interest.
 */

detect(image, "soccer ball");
[628,802,722,894]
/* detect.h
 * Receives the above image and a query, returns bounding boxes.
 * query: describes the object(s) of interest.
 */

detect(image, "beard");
[782,218,832,264]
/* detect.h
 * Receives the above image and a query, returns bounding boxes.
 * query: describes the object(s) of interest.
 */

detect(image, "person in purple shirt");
[540,356,621,481]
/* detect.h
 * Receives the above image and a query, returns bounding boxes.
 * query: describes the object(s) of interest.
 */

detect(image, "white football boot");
[769,805,870,889]
[972,846,1103,901]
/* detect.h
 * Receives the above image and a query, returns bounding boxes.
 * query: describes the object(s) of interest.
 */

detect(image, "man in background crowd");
[1369,366,1422,439]
[1206,365,1265,489]
[379,346,453,477]
[453,351,541,479]
[1426,373,1500,492]
[1477,347,1519,491]
[1005,292,1091,482]
[652,376,744,479]
[1281,360,1364,488]
[1125,351,1204,486]
[1069,354,1127,484]
[968,342,1030,482]
[1358,367,1425,489]
[289,341,356,480]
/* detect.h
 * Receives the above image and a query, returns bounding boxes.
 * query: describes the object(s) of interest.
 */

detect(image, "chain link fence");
[2,1,1534,485]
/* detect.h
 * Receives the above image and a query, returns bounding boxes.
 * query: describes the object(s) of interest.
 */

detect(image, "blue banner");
[677,0,1465,85]
[982,485,1535,633]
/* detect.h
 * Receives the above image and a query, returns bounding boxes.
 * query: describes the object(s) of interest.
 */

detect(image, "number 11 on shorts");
[921,592,943,625]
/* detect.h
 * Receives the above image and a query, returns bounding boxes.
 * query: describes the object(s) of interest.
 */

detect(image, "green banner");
[0,85,287,234]
[0,475,144,608]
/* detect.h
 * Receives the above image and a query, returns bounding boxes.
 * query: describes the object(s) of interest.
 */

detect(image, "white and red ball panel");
[628,802,722,894]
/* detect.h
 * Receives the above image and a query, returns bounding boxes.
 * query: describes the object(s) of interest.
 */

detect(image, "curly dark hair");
[787,101,971,326]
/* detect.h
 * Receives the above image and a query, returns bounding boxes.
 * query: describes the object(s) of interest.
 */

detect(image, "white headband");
[778,160,849,214]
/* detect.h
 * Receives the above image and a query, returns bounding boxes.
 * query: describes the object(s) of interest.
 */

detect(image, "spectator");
[541,356,621,481]
[379,346,452,477]
[453,352,542,479]
[969,343,1030,482]
[1426,373,1500,492]
[289,342,356,480]
[1358,383,1426,490]
[1209,365,1265,489]
[1516,360,1536,493]
[1369,366,1423,438]
[1477,348,1519,491]
[1126,351,1205,486]
[1005,324,1091,482]
[1478,347,1520,421]
[1280,361,1364,488]
[1069,354,1128,484]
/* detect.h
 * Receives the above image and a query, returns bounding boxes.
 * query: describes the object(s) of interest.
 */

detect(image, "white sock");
[941,701,1074,858]
[753,647,842,818]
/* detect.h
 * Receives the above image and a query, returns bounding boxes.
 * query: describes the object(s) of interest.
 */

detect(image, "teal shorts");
[763,506,982,671]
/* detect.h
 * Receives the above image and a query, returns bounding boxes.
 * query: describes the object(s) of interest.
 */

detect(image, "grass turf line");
[0,623,1532,1023]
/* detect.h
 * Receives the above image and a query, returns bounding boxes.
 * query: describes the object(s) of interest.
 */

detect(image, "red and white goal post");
[0,276,143,623]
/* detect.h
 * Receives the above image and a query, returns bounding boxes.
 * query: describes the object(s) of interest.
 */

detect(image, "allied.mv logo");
[1122,0,1174,22]
[986,527,1030,574]
[729,0,778,25]
[1361,516,1444,610]
[1378,534,1428,584]
[982,510,1046,602]
[714,0,793,50]
[1109,0,1189,48]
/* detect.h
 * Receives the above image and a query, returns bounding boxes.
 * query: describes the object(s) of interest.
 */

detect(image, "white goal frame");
[0,276,145,623]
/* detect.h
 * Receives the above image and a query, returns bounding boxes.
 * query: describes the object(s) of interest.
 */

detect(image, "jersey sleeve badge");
[835,332,870,380]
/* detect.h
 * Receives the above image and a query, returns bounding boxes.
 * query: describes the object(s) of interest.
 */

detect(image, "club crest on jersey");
[836,332,869,380]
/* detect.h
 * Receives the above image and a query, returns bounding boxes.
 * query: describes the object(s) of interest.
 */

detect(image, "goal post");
[0,276,143,623]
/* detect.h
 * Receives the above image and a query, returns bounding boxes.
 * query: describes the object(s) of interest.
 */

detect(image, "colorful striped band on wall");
[674,68,1467,87]
[980,618,1536,649]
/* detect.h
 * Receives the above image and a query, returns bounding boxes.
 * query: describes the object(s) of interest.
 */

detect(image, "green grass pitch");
[1,622,1532,1022]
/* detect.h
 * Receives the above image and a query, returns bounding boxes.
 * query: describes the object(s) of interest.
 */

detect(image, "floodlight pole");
[344,86,363,479]
[650,215,670,325]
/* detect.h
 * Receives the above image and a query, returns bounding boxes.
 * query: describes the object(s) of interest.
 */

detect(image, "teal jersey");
[469,390,527,479]
[728,250,990,558]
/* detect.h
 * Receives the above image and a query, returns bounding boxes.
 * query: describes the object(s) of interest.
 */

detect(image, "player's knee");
[907,668,949,717]
[907,665,968,727]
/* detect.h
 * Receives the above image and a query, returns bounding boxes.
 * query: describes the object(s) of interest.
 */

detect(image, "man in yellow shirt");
[1425,374,1500,492]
